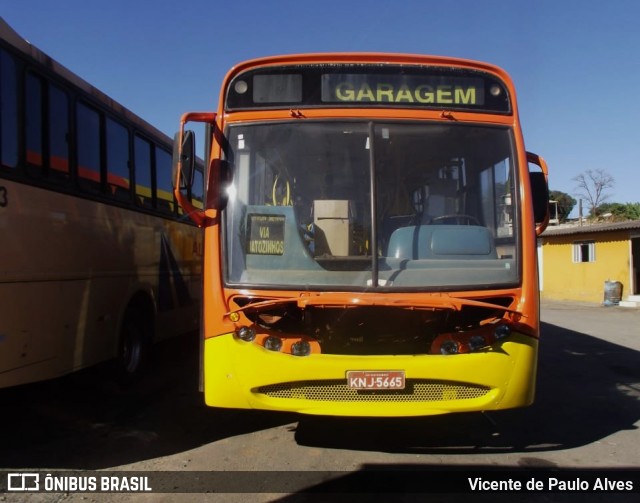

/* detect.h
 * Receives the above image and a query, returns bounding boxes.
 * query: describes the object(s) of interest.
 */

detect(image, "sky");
[4,0,640,208]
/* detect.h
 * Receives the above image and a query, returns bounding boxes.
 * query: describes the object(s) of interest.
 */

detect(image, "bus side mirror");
[173,112,216,226]
[173,129,204,226]
[530,172,548,223]
[527,152,550,236]
[173,130,196,190]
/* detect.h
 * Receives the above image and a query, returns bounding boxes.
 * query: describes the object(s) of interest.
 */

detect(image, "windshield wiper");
[227,293,523,317]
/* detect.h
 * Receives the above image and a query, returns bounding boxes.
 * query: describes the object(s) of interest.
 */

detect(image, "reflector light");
[440,340,459,355]
[237,326,256,342]
[235,80,248,94]
[265,336,283,351]
[291,340,311,356]
[494,324,511,340]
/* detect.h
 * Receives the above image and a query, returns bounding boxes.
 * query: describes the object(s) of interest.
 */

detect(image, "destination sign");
[226,64,510,113]
[247,214,285,255]
[321,74,484,106]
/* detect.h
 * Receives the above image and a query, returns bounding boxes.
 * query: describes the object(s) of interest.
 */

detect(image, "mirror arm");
[173,112,216,227]
[526,152,548,180]
[174,184,205,226]
[527,152,550,236]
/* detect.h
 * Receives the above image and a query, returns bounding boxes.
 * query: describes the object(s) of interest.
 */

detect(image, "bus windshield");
[224,121,518,290]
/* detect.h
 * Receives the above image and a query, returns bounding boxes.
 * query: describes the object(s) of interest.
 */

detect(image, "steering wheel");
[429,214,480,225]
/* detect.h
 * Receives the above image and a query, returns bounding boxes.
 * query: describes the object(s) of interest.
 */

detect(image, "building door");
[632,237,640,295]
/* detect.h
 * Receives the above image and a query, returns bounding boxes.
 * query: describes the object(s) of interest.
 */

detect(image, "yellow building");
[539,221,640,306]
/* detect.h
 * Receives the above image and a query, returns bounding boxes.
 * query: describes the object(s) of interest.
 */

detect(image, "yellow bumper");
[203,333,537,417]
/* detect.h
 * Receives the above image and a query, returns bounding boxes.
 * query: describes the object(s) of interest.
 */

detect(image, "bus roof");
[0,17,171,145]
[226,52,513,79]
[222,53,516,115]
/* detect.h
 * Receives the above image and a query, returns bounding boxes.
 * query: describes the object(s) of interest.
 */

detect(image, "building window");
[573,240,595,263]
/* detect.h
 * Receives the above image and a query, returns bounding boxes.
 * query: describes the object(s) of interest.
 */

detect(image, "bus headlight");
[431,321,514,355]
[291,340,311,356]
[236,326,256,342]
[494,324,511,340]
[468,335,487,351]
[264,336,283,352]
[440,340,459,355]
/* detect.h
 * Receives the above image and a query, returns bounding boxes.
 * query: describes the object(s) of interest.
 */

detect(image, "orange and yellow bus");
[174,53,549,417]
[0,19,203,388]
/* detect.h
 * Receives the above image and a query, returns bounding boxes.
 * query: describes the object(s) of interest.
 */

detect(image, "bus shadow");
[294,321,640,455]
[0,332,297,470]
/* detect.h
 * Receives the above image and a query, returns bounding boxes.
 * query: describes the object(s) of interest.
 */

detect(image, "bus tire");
[116,307,151,383]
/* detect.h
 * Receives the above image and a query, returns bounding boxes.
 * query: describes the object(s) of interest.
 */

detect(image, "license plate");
[346,370,405,390]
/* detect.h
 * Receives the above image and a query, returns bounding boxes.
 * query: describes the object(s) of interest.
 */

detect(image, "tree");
[597,202,640,220]
[572,169,615,217]
[549,190,576,223]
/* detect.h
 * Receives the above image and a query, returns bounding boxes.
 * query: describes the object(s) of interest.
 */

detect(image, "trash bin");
[603,280,623,306]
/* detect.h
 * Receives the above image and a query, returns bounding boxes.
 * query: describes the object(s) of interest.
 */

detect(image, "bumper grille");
[256,379,490,402]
